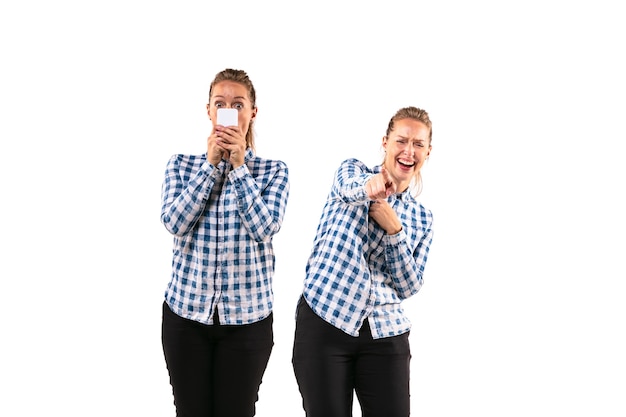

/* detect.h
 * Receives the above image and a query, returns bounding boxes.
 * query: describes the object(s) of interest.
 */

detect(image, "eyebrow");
[396,135,426,141]
[213,95,247,100]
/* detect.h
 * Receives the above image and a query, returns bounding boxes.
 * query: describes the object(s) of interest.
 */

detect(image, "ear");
[382,135,388,149]
[251,107,258,119]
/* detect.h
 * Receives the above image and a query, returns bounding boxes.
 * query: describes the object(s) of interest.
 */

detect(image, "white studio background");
[1,1,624,416]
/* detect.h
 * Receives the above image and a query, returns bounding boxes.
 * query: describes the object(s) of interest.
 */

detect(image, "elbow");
[398,276,423,300]
[251,223,281,243]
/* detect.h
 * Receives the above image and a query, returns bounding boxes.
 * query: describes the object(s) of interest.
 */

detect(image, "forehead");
[211,81,249,100]
[391,118,430,140]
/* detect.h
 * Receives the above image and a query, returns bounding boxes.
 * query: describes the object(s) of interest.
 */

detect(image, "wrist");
[388,226,402,235]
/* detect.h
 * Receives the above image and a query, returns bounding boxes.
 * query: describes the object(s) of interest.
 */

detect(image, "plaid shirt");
[161,149,289,325]
[302,158,433,339]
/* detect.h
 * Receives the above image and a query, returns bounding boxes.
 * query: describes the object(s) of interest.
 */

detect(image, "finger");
[380,166,391,183]
[219,125,242,138]
[380,167,393,188]
[380,167,396,196]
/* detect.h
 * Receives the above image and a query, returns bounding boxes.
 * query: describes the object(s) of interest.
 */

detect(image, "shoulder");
[399,191,433,222]
[248,155,289,172]
[167,153,205,165]
[414,201,434,226]
[337,158,376,175]
[340,157,364,167]
[339,157,371,169]
[165,154,206,175]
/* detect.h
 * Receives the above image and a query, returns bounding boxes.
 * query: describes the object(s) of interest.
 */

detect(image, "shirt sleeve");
[228,160,290,243]
[332,158,375,204]
[160,155,220,236]
[382,210,434,299]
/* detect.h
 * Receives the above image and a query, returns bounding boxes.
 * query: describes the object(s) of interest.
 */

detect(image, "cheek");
[238,112,253,128]
[386,145,399,157]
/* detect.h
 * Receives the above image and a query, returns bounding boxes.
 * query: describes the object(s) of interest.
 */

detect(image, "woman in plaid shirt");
[292,106,434,417]
[160,68,290,417]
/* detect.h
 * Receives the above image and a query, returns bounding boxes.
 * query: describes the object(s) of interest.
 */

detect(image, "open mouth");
[397,159,415,169]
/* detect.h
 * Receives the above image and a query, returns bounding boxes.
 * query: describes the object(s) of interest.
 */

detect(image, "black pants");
[292,296,411,417]
[162,301,273,417]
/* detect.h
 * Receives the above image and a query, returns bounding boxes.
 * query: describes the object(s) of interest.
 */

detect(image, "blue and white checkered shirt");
[161,148,290,325]
[302,158,433,339]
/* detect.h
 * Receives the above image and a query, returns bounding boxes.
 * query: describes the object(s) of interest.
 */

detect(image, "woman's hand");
[207,128,224,166]
[369,199,402,235]
[215,125,246,168]
[365,166,396,199]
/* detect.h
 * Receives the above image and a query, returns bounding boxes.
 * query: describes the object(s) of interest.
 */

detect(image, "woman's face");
[382,118,431,192]
[207,80,256,133]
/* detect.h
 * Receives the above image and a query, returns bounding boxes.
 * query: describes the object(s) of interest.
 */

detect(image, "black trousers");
[162,301,273,417]
[292,296,411,417]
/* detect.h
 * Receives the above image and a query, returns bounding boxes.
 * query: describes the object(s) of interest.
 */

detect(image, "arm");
[229,160,290,242]
[379,211,434,299]
[160,155,219,236]
[332,158,398,204]
[331,158,375,204]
